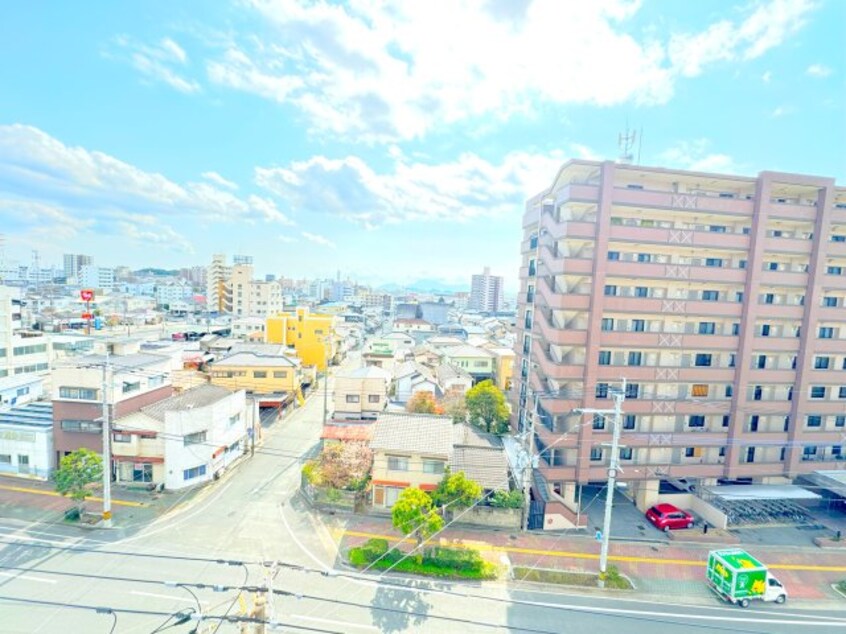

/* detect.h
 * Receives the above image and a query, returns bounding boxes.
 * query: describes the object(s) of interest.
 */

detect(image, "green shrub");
[364,538,389,556]
[346,544,495,579]
[424,547,484,572]
[302,461,321,485]
[489,490,523,509]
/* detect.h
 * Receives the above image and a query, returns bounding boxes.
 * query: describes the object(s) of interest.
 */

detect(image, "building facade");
[515,159,846,513]
[63,254,92,282]
[79,265,115,291]
[206,254,231,314]
[470,267,504,312]
[333,366,391,420]
[265,307,337,370]
[0,286,51,380]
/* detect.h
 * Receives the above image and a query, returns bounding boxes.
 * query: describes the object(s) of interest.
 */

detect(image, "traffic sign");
[81,312,93,319]
[80,289,94,302]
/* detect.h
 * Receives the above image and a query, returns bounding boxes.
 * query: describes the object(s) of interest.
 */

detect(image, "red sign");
[81,313,93,320]
[80,289,94,302]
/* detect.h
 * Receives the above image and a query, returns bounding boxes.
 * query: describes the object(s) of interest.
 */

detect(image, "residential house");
[393,318,435,334]
[320,423,373,447]
[232,317,266,340]
[265,306,337,371]
[440,345,495,384]
[435,364,473,398]
[486,346,515,391]
[0,375,44,409]
[51,353,173,467]
[0,401,53,479]
[112,384,247,489]
[393,361,440,404]
[209,351,303,398]
[333,366,391,421]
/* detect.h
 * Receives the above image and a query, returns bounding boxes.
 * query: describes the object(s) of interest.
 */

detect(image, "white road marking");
[0,571,57,584]
[130,590,208,604]
[290,614,378,631]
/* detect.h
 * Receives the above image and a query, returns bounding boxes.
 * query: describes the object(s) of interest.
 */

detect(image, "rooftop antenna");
[618,123,637,165]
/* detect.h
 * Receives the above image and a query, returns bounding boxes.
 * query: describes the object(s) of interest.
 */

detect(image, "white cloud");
[201,171,239,189]
[762,70,772,83]
[658,139,741,174]
[770,105,795,118]
[806,63,832,78]
[256,149,567,228]
[301,231,335,248]
[278,235,297,243]
[111,35,200,93]
[0,124,293,251]
[669,0,814,77]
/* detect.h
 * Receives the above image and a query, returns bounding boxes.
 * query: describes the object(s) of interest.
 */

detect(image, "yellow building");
[265,307,337,371]
[488,347,515,391]
[209,351,302,394]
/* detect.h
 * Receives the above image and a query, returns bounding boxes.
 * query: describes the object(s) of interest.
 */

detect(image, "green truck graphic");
[706,549,787,607]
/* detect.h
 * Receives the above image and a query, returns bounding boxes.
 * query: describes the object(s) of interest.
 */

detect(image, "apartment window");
[273,371,288,378]
[228,414,240,427]
[12,343,47,356]
[705,258,723,268]
[807,415,822,428]
[595,383,609,399]
[698,322,716,335]
[722,415,730,428]
[749,415,759,432]
[688,415,705,428]
[590,447,603,461]
[736,292,744,302]
[815,357,831,369]
[833,235,846,242]
[623,415,636,430]
[625,383,640,399]
[184,431,207,446]
[760,324,771,337]
[604,285,618,297]
[819,327,834,339]
[684,447,696,458]
[728,354,736,368]
[803,446,818,460]
[739,260,747,269]
[725,385,733,398]
[836,416,846,428]
[833,446,843,458]
[631,319,645,332]
[710,225,727,232]
[253,371,267,378]
[529,234,538,249]
[60,420,102,433]
[787,387,793,401]
[59,386,98,400]
[619,448,633,460]
[635,286,648,298]
[827,266,843,275]
[840,387,846,399]
[824,297,838,307]
[637,253,652,263]
[763,292,776,304]
[346,395,360,403]
[593,414,605,430]
[784,416,790,431]
[720,446,727,457]
[607,251,620,261]
[598,351,611,366]
[149,375,165,387]
[746,447,756,463]
[810,386,826,399]
[756,355,767,369]
[694,353,712,367]
[113,433,132,443]
[753,386,763,400]
[183,465,207,480]
[422,460,445,474]
[628,352,642,366]
[387,456,409,471]
[691,384,709,397]
[701,290,719,301]
[767,262,779,271]
[601,318,615,332]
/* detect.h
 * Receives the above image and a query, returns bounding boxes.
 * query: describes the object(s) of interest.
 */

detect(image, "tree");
[391,487,444,561]
[406,391,442,415]
[442,392,468,424]
[465,380,510,434]
[317,441,373,490]
[431,470,482,510]
[53,448,103,515]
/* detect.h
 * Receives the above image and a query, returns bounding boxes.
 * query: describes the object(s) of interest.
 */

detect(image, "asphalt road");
[1,352,845,632]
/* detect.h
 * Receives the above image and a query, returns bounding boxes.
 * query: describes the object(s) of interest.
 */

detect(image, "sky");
[0,0,843,291]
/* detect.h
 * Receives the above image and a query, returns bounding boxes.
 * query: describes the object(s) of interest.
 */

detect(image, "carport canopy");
[704,484,821,501]
[801,470,846,498]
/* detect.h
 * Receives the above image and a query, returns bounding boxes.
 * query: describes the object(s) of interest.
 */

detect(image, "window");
[725,385,733,398]
[833,446,843,458]
[149,374,164,387]
[701,290,719,301]
[784,416,790,431]
[756,355,767,369]
[601,318,614,332]
[753,385,763,400]
[184,431,207,446]
[607,251,620,261]
[635,286,648,298]
[836,416,846,428]
[722,415,730,428]
[61,420,102,433]
[728,354,736,368]
[628,351,642,366]
[595,383,609,399]
[710,225,727,232]
[746,447,756,463]
[593,414,605,430]
[688,415,705,428]
[423,460,445,474]
[253,371,267,378]
[183,465,207,480]
[840,387,846,399]
[113,433,132,443]
[788,387,795,401]
[694,353,712,367]
[767,262,779,271]
[764,293,775,304]
[739,259,747,269]
[833,235,846,242]
[637,253,652,263]
[623,415,636,430]
[736,292,744,302]
[122,381,140,394]
[12,343,47,356]
[0,454,11,464]
[368,394,380,403]
[819,327,834,339]
[229,414,240,427]
[810,386,826,399]
[815,357,831,369]
[705,258,723,267]
[604,285,617,296]
[698,322,715,335]
[691,384,709,397]
[749,415,759,432]
[824,297,838,307]
[803,446,818,460]
[779,447,786,461]
[273,371,288,378]
[598,351,611,365]
[631,319,645,332]
[387,456,409,471]
[619,448,633,460]
[761,324,771,337]
[346,394,360,403]
[807,415,822,428]
[684,447,696,458]
[590,447,603,461]
[625,383,639,399]
[59,386,98,400]
[827,266,843,275]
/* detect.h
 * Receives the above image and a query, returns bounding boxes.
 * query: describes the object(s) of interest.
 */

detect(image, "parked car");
[645,503,695,531]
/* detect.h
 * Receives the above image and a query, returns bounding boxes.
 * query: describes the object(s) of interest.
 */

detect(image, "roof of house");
[321,424,373,442]
[214,352,300,367]
[337,366,392,381]
[435,363,472,382]
[57,353,170,371]
[426,336,464,347]
[0,401,53,429]
[368,413,453,457]
[393,360,435,382]
[140,384,234,421]
[229,342,289,356]
[395,318,432,326]
[441,344,494,359]
[450,446,509,490]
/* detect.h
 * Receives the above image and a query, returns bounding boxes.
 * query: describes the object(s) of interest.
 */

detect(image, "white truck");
[706,549,787,608]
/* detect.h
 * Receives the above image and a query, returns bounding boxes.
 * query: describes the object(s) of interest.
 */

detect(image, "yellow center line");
[339,529,846,573]
[0,484,146,508]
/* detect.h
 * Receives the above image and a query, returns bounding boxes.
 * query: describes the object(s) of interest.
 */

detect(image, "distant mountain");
[134,268,179,277]
[378,279,469,294]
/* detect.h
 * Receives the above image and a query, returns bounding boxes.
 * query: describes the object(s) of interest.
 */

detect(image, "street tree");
[53,448,103,515]
[431,470,482,511]
[465,380,510,434]
[391,487,444,561]
[406,391,441,415]
[442,391,468,424]
[317,441,373,490]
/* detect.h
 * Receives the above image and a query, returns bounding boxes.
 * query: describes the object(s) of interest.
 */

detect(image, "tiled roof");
[140,384,234,421]
[337,366,392,380]
[368,413,453,457]
[59,353,169,370]
[441,345,494,359]
[436,363,471,382]
[453,424,503,449]
[450,446,509,490]
[214,352,299,367]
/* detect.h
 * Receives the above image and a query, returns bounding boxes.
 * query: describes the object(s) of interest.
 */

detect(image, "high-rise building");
[225,263,283,317]
[79,265,114,290]
[0,286,50,379]
[63,254,92,281]
[470,267,504,312]
[206,254,231,313]
[515,159,845,521]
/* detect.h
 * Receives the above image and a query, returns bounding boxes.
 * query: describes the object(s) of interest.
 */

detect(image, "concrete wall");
[655,492,729,530]
[455,506,521,529]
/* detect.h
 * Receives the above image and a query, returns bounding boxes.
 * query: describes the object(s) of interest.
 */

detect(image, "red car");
[645,503,694,532]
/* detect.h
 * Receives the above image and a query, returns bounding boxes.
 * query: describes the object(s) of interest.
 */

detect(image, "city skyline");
[1,1,843,291]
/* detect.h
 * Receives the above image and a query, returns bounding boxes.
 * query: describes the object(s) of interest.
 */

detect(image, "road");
[0,353,845,632]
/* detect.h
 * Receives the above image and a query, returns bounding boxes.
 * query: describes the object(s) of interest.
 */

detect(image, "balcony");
[539,245,594,276]
[532,341,585,381]
[762,236,812,255]
[747,368,797,383]
[556,183,602,205]
[607,223,751,251]
[535,308,588,347]
[756,270,809,289]
[768,200,818,222]
[752,336,801,352]
[535,276,591,311]
[594,365,736,382]
[602,296,743,318]
[605,260,746,284]
[612,187,755,216]
[540,215,597,241]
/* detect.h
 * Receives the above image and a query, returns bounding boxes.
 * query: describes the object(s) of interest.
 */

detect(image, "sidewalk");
[329,513,846,602]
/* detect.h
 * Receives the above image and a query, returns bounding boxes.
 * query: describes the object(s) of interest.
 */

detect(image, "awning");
[704,484,821,501]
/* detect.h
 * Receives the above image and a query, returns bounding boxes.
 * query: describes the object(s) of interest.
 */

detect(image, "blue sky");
[0,0,843,291]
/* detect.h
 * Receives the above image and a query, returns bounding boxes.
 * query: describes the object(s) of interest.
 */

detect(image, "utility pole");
[574,378,626,587]
[322,340,330,425]
[101,353,113,528]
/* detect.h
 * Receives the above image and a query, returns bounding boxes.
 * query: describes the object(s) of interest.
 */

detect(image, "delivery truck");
[706,549,787,607]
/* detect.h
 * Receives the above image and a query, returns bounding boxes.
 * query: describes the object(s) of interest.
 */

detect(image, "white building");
[0,286,51,380]
[232,317,266,340]
[469,266,504,312]
[79,265,115,291]
[155,282,193,307]
[63,254,91,282]
[112,384,248,490]
[227,264,283,317]
[0,401,54,479]
[393,360,440,404]
[0,375,44,409]
[206,254,231,314]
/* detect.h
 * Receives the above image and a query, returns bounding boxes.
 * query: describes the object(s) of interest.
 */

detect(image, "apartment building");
[470,267,504,312]
[0,286,51,380]
[265,307,337,371]
[206,254,231,313]
[226,264,283,317]
[79,265,115,291]
[515,159,846,513]
[63,254,91,281]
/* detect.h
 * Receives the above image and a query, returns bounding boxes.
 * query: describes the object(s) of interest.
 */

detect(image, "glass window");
[61,420,102,433]
[619,448,633,460]
[590,447,603,461]
[346,394,360,403]
[368,394,381,403]
[253,371,267,378]
[807,415,822,428]
[684,447,695,458]
[701,290,718,301]
[631,319,645,332]
[698,322,715,335]
[273,371,288,378]
[839,387,846,399]
[122,381,140,394]
[595,383,609,398]
[422,460,445,474]
[113,433,132,443]
[761,324,771,336]
[623,415,636,430]
[183,465,207,480]
[827,266,843,275]
[691,384,708,397]
[725,385,733,397]
[753,385,763,400]
[819,327,834,339]
[756,355,767,369]
[607,251,620,261]
[598,351,611,365]
[604,285,617,296]
[592,414,605,430]
[836,416,846,428]
[387,456,409,471]
[184,431,207,446]
[815,357,831,369]
[694,353,712,367]
[635,286,648,298]
[59,386,98,400]
[627,351,642,366]
[810,386,826,399]
[705,258,723,267]
[601,318,614,331]
[637,253,651,263]
[688,415,705,428]
[824,297,838,307]
[229,414,240,427]
[625,383,639,399]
